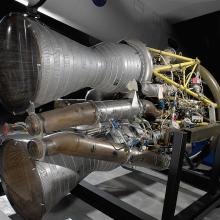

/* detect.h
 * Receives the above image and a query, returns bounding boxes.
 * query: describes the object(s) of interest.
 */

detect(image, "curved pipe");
[27,131,170,171]
[186,65,220,164]
[199,65,220,120]
[28,132,130,163]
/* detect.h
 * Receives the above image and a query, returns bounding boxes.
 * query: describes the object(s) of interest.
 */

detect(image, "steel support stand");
[161,131,187,220]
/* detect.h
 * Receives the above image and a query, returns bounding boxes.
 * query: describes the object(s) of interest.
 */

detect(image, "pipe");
[26,99,159,135]
[0,133,169,220]
[154,60,198,72]
[129,150,170,170]
[148,47,193,62]
[28,132,130,163]
[27,131,170,171]
[0,13,153,113]
[199,65,220,120]
[153,70,217,107]
[26,102,97,135]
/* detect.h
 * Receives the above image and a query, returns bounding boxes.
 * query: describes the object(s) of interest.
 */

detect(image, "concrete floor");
[0,166,220,220]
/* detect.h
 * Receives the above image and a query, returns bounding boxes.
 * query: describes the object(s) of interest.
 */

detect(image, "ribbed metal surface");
[29,16,152,107]
[0,14,153,112]
[37,154,118,211]
[0,139,118,220]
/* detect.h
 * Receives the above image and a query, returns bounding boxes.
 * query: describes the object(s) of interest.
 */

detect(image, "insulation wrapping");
[0,14,153,113]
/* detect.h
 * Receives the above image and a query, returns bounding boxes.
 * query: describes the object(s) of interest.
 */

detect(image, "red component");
[192,77,201,84]
[172,114,177,121]
[2,123,9,137]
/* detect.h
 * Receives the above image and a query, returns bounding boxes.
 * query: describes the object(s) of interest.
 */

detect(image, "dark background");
[174,11,220,83]
[0,0,220,124]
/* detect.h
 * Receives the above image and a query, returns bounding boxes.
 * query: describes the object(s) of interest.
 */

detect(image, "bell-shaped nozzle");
[0,13,153,114]
[0,14,40,113]
[0,139,118,220]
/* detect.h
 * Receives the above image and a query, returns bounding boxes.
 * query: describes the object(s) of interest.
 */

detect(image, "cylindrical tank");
[0,13,153,113]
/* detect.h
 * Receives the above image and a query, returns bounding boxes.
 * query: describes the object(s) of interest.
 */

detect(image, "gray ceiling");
[14,0,220,46]
[17,0,220,23]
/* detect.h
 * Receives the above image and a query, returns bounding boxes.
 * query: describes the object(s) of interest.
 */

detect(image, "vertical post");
[162,131,187,220]
[209,134,220,194]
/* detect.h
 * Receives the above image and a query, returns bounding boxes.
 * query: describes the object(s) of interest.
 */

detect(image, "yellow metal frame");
[148,48,217,108]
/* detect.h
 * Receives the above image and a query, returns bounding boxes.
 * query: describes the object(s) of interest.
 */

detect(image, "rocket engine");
[0,13,220,220]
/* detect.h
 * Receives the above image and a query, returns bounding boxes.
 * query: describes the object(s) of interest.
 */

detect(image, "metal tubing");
[129,150,170,171]
[149,48,219,108]
[154,60,197,72]
[185,63,198,87]
[27,131,170,170]
[26,99,158,135]
[28,132,130,163]
[95,99,141,122]
[153,71,217,107]
[26,102,97,135]
[148,47,194,62]
[199,65,220,120]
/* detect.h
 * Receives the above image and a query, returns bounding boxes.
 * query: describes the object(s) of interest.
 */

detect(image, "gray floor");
[0,166,220,220]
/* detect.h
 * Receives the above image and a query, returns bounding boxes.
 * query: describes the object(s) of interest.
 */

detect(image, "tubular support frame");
[153,70,216,107]
[148,48,217,107]
[148,48,194,62]
[154,60,198,72]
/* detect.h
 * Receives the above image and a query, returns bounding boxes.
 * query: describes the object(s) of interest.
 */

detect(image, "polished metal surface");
[0,131,169,220]
[28,131,130,162]
[0,139,118,220]
[142,84,162,97]
[31,19,143,107]
[27,102,97,135]
[26,99,153,135]
[27,131,170,171]
[0,14,153,113]
[95,100,141,122]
